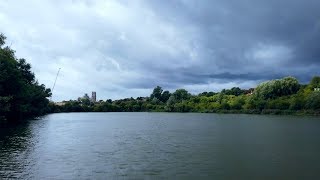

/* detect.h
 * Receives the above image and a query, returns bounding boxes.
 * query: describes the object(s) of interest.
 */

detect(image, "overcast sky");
[1,0,319,101]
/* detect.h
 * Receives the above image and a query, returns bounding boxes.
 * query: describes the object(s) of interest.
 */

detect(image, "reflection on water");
[0,113,320,179]
[0,121,40,179]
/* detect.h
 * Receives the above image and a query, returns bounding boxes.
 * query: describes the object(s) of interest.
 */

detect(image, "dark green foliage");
[221,102,230,110]
[173,102,192,112]
[267,97,291,110]
[0,33,6,47]
[289,95,305,110]
[305,92,320,109]
[230,96,245,110]
[221,87,245,96]
[0,96,11,115]
[199,91,216,97]
[160,90,171,103]
[150,86,171,103]
[310,76,320,88]
[165,95,176,112]
[172,89,191,102]
[0,34,51,122]
[150,86,163,100]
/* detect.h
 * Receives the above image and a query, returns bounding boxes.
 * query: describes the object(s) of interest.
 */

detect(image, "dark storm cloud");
[1,0,319,100]
[142,0,320,82]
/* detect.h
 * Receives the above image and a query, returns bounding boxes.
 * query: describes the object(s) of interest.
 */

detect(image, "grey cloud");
[144,0,320,78]
[0,0,319,101]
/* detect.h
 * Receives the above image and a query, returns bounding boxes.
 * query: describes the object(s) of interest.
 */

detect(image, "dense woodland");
[1,33,320,124]
[0,34,51,123]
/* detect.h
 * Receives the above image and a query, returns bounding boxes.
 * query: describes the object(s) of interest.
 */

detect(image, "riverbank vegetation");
[54,76,320,115]
[0,34,51,123]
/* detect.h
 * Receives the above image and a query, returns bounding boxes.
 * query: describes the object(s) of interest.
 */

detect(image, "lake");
[0,113,320,179]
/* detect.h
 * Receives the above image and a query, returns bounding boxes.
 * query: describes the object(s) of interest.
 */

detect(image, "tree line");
[54,76,320,115]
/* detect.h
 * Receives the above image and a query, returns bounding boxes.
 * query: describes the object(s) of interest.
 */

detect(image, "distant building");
[91,91,96,102]
[314,88,320,92]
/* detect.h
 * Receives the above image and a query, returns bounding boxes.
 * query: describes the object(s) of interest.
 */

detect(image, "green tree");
[222,87,244,96]
[289,94,305,110]
[0,33,51,122]
[305,92,320,109]
[160,90,171,103]
[230,96,245,110]
[309,76,320,89]
[172,89,191,102]
[165,95,176,112]
[254,76,300,100]
[150,86,163,100]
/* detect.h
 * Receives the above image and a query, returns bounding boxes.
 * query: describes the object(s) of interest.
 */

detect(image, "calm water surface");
[0,113,320,179]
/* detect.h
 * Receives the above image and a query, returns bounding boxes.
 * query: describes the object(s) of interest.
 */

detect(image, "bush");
[305,92,320,109]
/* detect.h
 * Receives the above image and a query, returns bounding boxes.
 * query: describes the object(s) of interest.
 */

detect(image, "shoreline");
[51,109,320,116]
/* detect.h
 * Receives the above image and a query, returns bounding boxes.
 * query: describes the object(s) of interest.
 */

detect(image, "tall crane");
[50,68,61,101]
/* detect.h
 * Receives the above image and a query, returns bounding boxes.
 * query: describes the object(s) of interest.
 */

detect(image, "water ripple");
[1,113,320,179]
